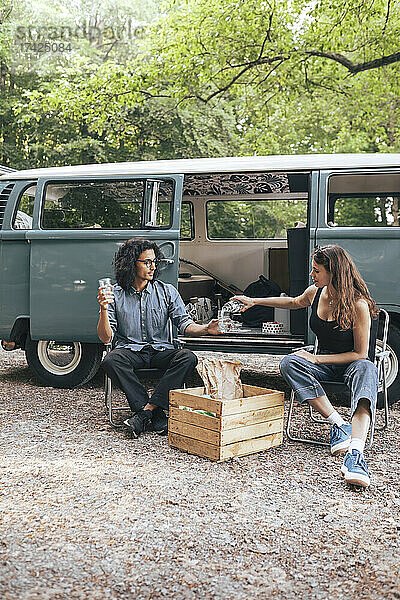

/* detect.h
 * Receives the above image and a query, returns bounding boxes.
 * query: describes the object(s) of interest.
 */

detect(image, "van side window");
[328,174,400,227]
[180,201,194,240]
[207,198,308,239]
[12,184,36,230]
[42,179,173,230]
[329,195,399,227]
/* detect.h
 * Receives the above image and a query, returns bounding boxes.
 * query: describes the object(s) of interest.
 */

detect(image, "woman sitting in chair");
[234,245,379,488]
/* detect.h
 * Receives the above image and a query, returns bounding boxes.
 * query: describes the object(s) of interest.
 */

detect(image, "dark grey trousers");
[102,345,198,412]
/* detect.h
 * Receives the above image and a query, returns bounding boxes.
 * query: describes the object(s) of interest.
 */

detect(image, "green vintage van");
[0,154,399,404]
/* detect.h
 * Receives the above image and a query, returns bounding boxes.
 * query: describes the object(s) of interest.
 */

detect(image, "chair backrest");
[368,315,378,362]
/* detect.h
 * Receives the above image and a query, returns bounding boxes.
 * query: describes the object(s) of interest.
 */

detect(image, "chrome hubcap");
[37,341,82,375]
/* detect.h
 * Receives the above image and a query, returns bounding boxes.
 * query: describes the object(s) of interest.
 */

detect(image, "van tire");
[379,323,400,406]
[25,336,103,388]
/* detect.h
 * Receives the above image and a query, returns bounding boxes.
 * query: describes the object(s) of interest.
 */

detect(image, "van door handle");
[158,258,174,272]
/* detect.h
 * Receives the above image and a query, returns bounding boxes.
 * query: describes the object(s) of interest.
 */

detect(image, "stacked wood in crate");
[168,385,284,461]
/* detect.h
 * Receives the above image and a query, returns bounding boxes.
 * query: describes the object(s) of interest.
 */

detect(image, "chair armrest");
[174,337,185,349]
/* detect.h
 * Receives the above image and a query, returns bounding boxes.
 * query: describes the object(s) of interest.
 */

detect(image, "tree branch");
[382,0,391,35]
[198,54,286,102]
[198,45,400,104]
[306,49,400,73]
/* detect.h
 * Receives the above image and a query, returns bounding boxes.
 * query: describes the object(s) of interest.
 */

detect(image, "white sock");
[349,438,365,454]
[326,410,346,427]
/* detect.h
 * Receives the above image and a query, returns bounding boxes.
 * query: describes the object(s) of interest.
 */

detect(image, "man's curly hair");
[113,238,164,291]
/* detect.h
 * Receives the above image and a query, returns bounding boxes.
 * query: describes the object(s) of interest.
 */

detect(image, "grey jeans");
[279,355,378,419]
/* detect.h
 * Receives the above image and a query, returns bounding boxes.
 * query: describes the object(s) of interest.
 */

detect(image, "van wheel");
[378,323,400,406]
[25,337,103,388]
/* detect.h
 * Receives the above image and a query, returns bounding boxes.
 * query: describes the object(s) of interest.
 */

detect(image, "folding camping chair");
[285,309,390,449]
[103,320,185,428]
[103,344,165,428]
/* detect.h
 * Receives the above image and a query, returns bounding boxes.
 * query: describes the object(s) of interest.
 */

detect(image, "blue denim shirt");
[107,280,194,351]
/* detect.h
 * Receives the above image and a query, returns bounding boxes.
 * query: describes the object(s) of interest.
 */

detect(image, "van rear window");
[42,179,173,230]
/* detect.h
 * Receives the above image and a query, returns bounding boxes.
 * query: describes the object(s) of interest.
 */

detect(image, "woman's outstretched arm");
[232,285,316,311]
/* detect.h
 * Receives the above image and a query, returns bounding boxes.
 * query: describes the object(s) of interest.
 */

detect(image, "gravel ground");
[0,347,399,600]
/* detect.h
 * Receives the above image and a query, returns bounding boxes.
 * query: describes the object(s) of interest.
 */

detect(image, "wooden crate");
[168,384,284,461]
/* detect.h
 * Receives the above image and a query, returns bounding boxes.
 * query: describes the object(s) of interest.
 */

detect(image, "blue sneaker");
[330,423,352,456]
[341,450,370,487]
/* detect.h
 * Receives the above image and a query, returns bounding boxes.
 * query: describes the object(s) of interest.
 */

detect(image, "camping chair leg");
[309,405,329,424]
[104,371,111,408]
[285,390,330,447]
[104,373,128,428]
[374,378,389,432]
[367,414,375,450]
[374,309,390,434]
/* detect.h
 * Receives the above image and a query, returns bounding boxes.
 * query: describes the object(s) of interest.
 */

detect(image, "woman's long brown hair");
[313,245,378,330]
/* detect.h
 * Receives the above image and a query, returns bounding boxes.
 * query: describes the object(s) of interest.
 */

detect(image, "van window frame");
[323,170,400,229]
[180,200,194,240]
[205,193,309,241]
[40,176,176,231]
[11,183,36,230]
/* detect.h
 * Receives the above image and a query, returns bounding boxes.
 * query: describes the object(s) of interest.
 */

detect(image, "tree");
[2,0,400,172]
[141,0,400,103]
[1,0,241,168]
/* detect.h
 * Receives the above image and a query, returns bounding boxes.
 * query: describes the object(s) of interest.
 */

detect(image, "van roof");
[0,165,16,175]
[1,153,400,180]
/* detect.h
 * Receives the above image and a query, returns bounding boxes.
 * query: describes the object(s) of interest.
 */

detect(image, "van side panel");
[0,182,35,338]
[27,174,183,343]
[317,171,400,310]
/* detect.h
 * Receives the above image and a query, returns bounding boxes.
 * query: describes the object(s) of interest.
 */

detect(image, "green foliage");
[207,199,308,239]
[143,0,400,100]
[1,0,400,177]
[334,195,399,227]
[0,1,14,62]
[137,0,400,156]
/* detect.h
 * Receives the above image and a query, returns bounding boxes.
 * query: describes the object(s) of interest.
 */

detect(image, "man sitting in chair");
[97,238,220,438]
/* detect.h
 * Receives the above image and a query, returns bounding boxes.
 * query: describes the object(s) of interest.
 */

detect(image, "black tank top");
[310,288,354,354]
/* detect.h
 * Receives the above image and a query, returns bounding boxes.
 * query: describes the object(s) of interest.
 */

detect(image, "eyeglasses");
[137,259,159,268]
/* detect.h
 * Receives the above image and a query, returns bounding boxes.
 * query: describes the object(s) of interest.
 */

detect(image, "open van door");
[25,174,184,387]
[181,171,319,355]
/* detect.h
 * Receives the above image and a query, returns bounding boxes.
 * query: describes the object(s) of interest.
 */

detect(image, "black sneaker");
[124,409,152,438]
[147,406,168,436]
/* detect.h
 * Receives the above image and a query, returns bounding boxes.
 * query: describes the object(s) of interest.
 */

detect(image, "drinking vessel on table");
[218,310,234,333]
[218,299,244,332]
